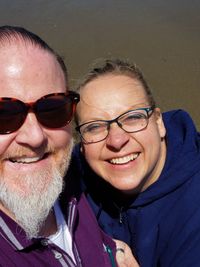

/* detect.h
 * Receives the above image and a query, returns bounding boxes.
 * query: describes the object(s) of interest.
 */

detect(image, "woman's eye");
[125,113,145,121]
[84,123,104,133]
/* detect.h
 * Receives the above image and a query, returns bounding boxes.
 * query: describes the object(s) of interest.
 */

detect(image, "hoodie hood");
[133,109,200,206]
[71,110,200,209]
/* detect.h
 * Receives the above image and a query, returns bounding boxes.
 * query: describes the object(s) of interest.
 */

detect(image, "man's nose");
[106,123,129,151]
[15,112,47,148]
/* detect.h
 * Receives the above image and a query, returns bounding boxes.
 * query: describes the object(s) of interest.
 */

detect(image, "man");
[72,59,200,266]
[0,26,123,267]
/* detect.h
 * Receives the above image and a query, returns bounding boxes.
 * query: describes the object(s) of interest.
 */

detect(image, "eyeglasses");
[76,107,154,144]
[0,91,80,134]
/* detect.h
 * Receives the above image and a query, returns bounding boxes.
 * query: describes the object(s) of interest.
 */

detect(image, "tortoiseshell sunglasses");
[0,91,80,134]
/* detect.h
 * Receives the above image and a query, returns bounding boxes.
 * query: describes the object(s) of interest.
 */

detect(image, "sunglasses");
[0,91,80,134]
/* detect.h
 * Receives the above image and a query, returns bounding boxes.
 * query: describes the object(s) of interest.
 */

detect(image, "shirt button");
[41,239,48,246]
[54,252,62,259]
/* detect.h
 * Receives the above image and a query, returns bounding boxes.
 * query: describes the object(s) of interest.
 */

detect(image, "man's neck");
[0,202,58,238]
[38,209,58,237]
[0,202,16,220]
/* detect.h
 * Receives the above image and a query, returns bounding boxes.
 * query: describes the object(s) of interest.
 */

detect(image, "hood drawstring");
[119,207,124,224]
[96,201,125,224]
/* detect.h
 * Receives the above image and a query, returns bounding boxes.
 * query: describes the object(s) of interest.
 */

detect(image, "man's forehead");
[0,43,54,80]
[0,42,66,101]
[0,40,46,58]
[0,41,60,77]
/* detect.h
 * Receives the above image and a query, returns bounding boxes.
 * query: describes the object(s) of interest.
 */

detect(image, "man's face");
[77,74,166,194]
[0,42,73,237]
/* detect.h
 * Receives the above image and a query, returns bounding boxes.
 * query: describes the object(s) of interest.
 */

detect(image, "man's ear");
[154,108,166,139]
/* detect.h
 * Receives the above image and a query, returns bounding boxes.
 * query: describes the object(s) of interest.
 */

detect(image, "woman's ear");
[154,108,166,139]
[80,143,84,154]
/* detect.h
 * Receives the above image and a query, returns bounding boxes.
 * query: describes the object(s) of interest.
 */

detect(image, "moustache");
[0,144,56,161]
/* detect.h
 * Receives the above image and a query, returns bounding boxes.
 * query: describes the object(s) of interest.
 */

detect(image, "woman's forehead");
[78,74,149,121]
[80,74,148,109]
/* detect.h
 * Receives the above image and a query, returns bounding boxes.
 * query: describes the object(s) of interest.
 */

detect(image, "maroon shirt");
[0,193,117,267]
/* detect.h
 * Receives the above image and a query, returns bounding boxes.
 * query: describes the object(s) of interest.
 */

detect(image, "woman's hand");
[114,239,140,267]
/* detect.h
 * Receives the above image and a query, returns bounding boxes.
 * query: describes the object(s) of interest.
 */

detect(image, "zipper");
[105,245,117,267]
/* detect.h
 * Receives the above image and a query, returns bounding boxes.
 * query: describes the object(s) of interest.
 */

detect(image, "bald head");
[0,25,68,83]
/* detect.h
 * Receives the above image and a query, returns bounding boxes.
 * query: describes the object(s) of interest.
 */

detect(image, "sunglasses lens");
[36,94,76,128]
[0,100,26,134]
[0,92,79,134]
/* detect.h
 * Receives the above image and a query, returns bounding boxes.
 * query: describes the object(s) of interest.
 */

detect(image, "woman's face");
[77,74,166,194]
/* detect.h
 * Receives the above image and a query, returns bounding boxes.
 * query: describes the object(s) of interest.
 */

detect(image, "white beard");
[0,139,73,239]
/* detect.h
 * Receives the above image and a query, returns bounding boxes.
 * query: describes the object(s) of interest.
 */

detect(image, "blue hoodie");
[70,110,200,267]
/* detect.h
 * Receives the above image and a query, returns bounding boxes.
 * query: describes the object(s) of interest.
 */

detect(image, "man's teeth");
[10,156,42,163]
[110,153,139,164]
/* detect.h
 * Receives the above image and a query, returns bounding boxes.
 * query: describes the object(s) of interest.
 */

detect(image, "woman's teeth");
[110,153,139,164]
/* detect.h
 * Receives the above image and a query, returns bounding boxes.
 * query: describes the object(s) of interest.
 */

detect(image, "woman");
[71,59,200,266]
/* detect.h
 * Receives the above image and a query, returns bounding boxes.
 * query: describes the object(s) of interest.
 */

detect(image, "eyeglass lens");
[78,108,151,143]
